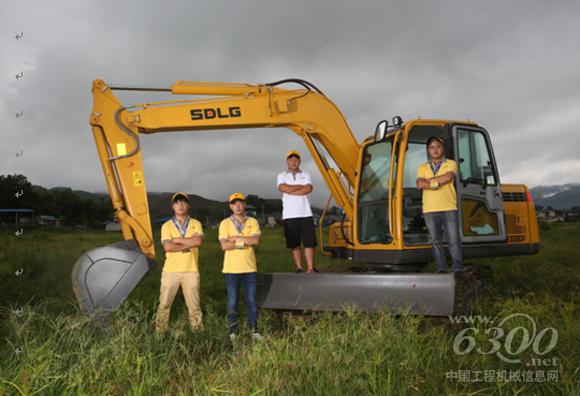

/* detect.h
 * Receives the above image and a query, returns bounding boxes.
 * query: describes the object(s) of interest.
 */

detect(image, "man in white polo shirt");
[276,150,318,273]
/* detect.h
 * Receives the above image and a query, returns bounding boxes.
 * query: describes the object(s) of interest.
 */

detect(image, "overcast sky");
[1,1,579,207]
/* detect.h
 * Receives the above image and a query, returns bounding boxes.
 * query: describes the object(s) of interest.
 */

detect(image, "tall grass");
[0,224,578,395]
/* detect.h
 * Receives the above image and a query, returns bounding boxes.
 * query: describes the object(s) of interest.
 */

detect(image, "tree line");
[0,174,113,228]
[0,174,292,228]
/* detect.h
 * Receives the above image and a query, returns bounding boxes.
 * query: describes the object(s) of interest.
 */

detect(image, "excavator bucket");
[258,272,455,316]
[71,240,156,316]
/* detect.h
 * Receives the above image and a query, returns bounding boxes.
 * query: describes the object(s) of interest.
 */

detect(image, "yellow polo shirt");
[218,216,261,274]
[160,217,203,272]
[416,159,458,213]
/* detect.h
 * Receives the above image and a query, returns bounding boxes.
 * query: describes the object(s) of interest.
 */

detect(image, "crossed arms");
[416,171,455,190]
[163,232,259,252]
[220,235,260,251]
[162,235,203,252]
[278,183,313,195]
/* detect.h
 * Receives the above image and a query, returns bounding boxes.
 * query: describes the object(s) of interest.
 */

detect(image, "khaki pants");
[155,271,203,332]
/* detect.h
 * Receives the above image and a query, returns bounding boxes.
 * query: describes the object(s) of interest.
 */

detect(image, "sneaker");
[251,332,263,342]
[296,268,304,273]
[307,268,319,274]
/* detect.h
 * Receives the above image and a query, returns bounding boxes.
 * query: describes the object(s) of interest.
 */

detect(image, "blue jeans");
[224,272,258,334]
[424,210,464,273]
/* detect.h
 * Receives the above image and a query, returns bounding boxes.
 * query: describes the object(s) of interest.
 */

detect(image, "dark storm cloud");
[1,0,579,207]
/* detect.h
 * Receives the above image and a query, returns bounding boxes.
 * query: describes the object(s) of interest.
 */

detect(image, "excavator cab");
[326,120,539,265]
[73,78,539,317]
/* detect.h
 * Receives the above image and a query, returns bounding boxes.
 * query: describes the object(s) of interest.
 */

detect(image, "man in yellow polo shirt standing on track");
[416,136,464,276]
[155,192,204,333]
[218,192,262,342]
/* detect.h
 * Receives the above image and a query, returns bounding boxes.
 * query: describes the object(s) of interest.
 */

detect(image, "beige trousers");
[155,271,203,332]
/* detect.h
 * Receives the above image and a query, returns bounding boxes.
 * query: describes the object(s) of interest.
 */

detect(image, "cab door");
[452,125,506,243]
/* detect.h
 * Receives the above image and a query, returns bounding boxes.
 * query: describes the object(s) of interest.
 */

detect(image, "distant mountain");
[14,178,320,225]
[530,183,580,209]
[32,185,110,203]
[147,192,227,219]
[37,184,580,213]
[32,185,327,219]
[55,189,286,220]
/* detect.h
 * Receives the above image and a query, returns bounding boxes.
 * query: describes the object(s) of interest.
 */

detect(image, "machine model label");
[190,106,241,120]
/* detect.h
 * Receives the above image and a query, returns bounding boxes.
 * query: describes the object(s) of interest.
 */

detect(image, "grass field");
[0,223,578,395]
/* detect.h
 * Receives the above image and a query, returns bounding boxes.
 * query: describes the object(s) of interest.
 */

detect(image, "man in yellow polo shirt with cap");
[155,192,204,333]
[416,136,464,276]
[218,192,262,342]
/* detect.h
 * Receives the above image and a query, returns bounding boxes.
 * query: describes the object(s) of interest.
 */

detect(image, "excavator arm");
[89,79,358,259]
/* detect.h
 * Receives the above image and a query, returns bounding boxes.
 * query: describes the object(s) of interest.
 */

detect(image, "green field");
[0,223,578,395]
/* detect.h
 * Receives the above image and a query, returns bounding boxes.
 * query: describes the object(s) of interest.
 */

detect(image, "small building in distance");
[0,208,34,225]
[536,206,566,222]
[37,215,62,227]
[104,221,121,231]
[245,204,257,218]
[265,211,282,227]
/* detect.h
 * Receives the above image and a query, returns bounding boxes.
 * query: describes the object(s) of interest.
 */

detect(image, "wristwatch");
[430,180,439,190]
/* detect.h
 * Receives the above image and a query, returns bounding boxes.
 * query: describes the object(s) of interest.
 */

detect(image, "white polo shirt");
[276,170,313,220]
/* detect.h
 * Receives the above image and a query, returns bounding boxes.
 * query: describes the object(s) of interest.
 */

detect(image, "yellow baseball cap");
[286,150,301,159]
[171,192,189,202]
[228,192,246,203]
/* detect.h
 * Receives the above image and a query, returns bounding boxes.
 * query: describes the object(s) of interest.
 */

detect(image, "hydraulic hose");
[109,105,141,161]
[266,78,325,95]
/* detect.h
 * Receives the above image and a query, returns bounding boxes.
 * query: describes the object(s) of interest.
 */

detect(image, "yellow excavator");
[72,78,539,317]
